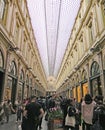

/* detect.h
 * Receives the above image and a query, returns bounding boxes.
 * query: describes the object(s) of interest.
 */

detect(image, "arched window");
[91,61,100,77]
[82,69,87,81]
[0,50,4,68]
[8,61,17,75]
[0,0,6,19]
[20,69,24,81]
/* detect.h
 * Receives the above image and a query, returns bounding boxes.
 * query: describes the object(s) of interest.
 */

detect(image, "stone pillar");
[15,60,20,102]
[2,49,10,102]
[86,62,91,93]
[98,52,105,98]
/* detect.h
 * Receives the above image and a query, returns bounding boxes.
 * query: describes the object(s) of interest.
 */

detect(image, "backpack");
[93,105,105,128]
[67,106,76,116]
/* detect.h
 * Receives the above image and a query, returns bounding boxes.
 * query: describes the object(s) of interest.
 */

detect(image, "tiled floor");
[0,114,82,130]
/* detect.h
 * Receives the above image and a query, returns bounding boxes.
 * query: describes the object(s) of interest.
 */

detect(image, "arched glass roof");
[27,0,80,78]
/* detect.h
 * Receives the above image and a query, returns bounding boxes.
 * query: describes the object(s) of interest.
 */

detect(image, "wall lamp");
[33,75,37,78]
[90,45,101,53]
[74,66,79,70]
[27,67,32,70]
[8,46,19,51]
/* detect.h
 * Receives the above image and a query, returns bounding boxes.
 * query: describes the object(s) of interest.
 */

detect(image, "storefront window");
[77,86,81,102]
[0,50,4,68]
[83,83,89,97]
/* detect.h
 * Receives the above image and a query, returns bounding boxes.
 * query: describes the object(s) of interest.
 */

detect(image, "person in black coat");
[92,95,105,130]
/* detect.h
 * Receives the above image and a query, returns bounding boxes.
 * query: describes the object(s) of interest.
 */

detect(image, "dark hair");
[67,99,71,104]
[84,94,92,104]
[96,95,103,101]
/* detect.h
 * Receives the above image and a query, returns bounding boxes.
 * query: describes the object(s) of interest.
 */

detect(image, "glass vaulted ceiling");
[27,0,80,77]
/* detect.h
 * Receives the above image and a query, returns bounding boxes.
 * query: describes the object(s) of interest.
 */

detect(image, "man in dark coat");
[22,96,44,130]
[92,95,105,130]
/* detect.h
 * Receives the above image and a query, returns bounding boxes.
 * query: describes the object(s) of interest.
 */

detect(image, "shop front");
[82,82,89,97]
[77,85,81,102]
[5,60,18,105]
[81,69,89,98]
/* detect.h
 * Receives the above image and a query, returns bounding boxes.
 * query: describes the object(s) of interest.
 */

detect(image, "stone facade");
[0,0,47,104]
[56,0,105,102]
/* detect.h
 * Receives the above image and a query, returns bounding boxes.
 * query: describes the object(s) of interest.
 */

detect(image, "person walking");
[64,98,79,130]
[0,104,4,124]
[92,95,105,130]
[3,99,14,123]
[81,94,96,130]
[21,95,44,130]
[16,104,23,123]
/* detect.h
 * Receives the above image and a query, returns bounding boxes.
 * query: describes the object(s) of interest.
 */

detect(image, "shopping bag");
[18,125,22,130]
[65,114,75,127]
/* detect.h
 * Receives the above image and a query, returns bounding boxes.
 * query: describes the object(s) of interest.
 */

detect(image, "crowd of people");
[60,94,105,130]
[0,94,105,130]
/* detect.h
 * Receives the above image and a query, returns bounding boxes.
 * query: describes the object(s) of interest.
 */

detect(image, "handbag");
[65,114,76,127]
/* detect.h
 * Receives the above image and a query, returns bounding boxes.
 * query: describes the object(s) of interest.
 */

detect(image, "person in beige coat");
[81,94,96,130]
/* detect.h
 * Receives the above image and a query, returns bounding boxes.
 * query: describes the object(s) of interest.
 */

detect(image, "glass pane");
[91,61,100,76]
